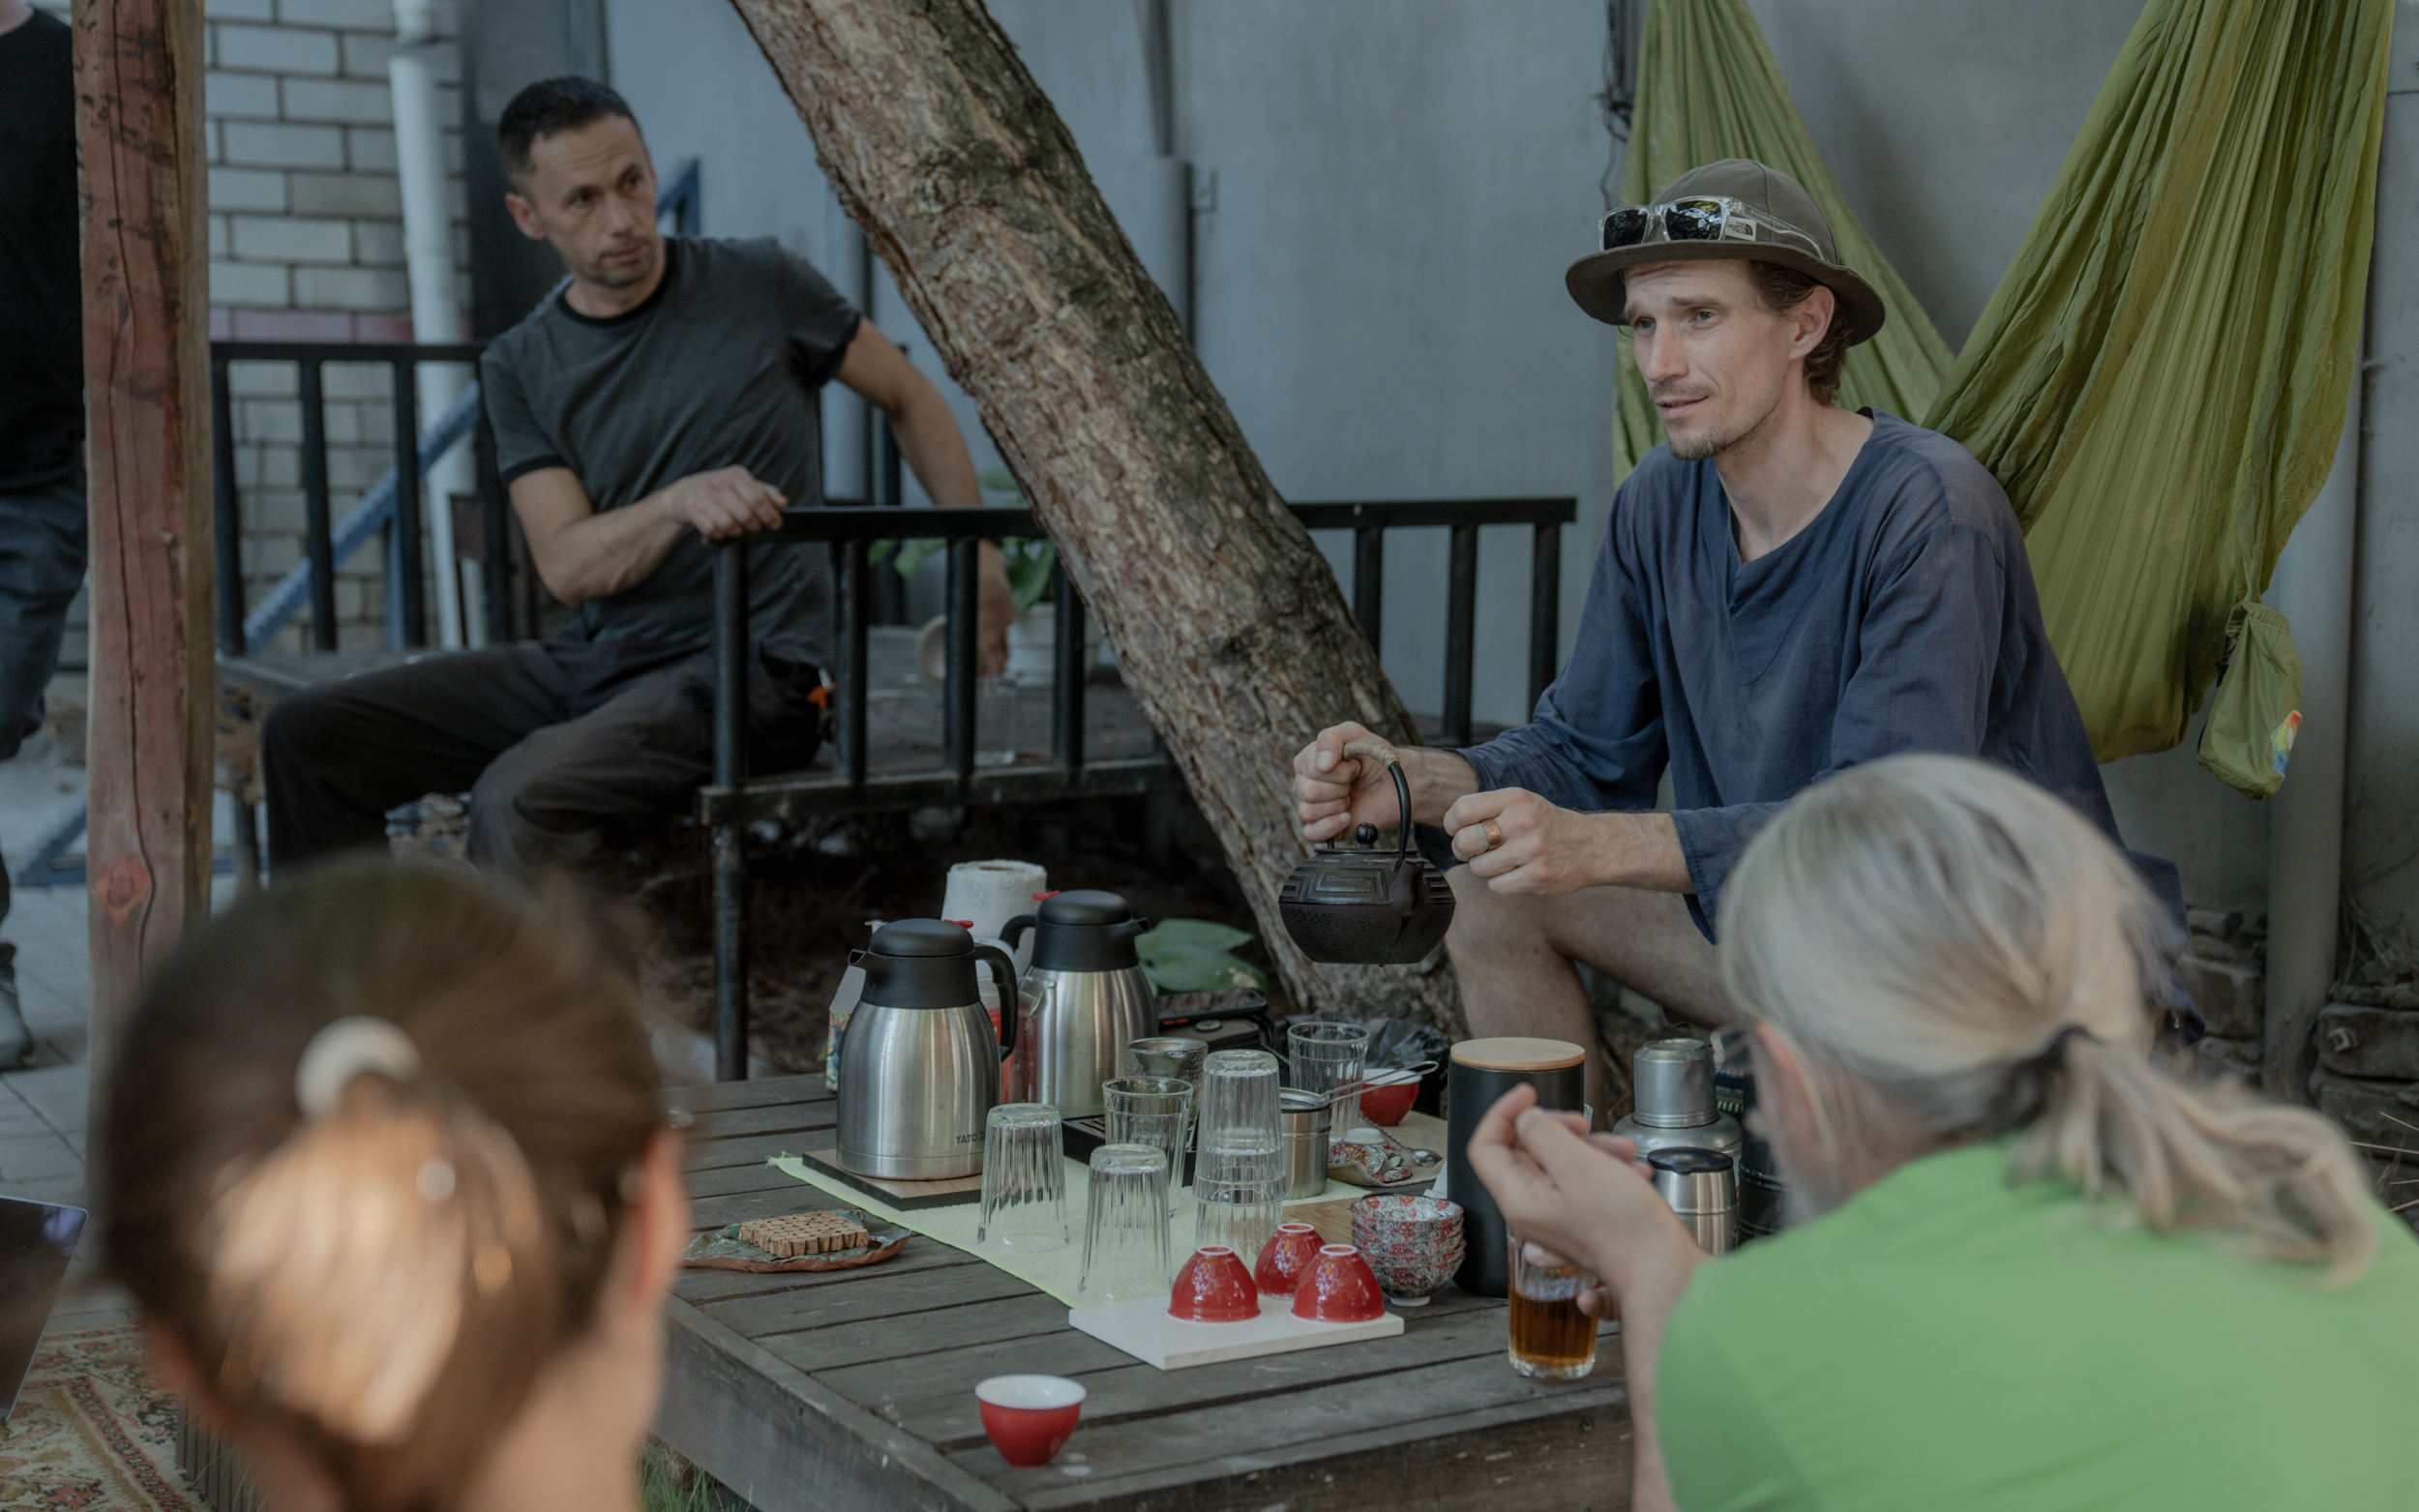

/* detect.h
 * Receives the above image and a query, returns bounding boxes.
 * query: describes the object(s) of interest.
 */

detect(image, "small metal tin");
[1279,1088,1332,1199]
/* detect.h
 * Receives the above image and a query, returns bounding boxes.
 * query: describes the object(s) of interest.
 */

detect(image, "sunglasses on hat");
[1598,196,1823,260]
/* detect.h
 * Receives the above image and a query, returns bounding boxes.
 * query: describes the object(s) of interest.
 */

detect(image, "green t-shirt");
[1658,1141,2419,1511]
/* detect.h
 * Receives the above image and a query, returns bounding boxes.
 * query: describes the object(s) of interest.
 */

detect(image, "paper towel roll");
[941,859,1050,942]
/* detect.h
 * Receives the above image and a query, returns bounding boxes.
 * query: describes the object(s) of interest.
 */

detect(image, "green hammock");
[1610,0,1954,482]
[1610,0,2391,785]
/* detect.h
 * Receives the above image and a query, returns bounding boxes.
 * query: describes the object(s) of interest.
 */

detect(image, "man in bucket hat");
[1296,161,2187,1112]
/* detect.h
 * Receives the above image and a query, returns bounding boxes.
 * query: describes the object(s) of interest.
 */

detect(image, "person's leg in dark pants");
[0,470,91,1067]
[468,652,821,889]
[259,645,582,869]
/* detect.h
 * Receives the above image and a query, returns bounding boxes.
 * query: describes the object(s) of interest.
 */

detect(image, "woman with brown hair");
[1471,754,2419,1512]
[98,864,686,1512]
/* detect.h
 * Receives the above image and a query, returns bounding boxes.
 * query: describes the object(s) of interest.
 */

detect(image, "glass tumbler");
[1102,1076,1193,1215]
[1121,1037,1207,1148]
[1077,1143,1172,1305]
[1506,1232,1598,1379]
[975,673,1017,767]
[1288,1021,1371,1132]
[1195,1049,1284,1194]
[975,1103,1068,1253]
[1193,1174,1286,1267]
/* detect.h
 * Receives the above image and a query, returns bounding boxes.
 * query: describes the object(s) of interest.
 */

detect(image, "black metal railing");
[700,496,1576,1079]
[209,340,516,654]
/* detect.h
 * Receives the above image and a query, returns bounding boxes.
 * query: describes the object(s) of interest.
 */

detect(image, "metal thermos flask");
[835,920,1019,1180]
[1648,1146,1738,1256]
[1446,1036,1587,1298]
[1000,891,1156,1118]
[1613,1038,1744,1171]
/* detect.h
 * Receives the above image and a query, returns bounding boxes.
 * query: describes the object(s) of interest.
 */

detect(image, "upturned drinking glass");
[1194,1049,1284,1195]
[975,1103,1068,1254]
[1102,1076,1193,1216]
[1076,1143,1173,1305]
[1121,1037,1208,1147]
[1193,1174,1286,1267]
[1288,1021,1371,1133]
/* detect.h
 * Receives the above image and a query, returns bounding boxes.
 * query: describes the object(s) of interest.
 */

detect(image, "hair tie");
[294,1017,422,1119]
[2034,1023,2096,1067]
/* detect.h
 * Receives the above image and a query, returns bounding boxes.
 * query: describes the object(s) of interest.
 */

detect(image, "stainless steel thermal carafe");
[835,920,1018,1180]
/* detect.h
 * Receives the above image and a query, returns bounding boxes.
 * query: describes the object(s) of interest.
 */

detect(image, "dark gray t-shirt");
[481,235,860,666]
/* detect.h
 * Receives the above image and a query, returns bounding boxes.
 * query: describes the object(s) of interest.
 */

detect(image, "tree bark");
[729,0,1463,1031]
[75,0,216,1092]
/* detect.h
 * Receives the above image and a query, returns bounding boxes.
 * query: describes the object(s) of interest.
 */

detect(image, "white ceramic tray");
[1066,1293,1404,1371]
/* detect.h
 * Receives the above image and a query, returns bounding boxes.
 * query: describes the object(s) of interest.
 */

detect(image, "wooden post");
[729,0,1461,1030]
[76,0,216,1093]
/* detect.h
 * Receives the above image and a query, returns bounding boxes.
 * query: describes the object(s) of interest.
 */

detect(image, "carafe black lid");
[1037,890,1134,926]
[870,919,972,958]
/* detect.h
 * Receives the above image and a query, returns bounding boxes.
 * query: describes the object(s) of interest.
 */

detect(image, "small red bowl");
[1359,1079,1419,1126]
[1292,1243,1387,1323]
[975,1375,1086,1467]
[1169,1245,1259,1322]
[1252,1223,1324,1297]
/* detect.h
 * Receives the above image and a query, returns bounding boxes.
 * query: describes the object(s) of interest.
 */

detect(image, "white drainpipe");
[391,0,471,647]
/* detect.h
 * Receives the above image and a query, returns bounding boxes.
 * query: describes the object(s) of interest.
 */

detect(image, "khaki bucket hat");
[1565,159,1887,347]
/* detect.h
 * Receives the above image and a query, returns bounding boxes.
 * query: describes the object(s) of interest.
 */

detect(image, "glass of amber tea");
[1506,1232,1598,1379]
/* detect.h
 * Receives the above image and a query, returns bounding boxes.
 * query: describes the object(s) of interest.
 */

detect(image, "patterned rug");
[0,1324,195,1510]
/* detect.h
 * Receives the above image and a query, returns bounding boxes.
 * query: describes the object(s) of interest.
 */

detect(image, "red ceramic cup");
[975,1375,1087,1467]
[1169,1245,1260,1322]
[1292,1243,1387,1322]
[1359,1078,1419,1126]
[1252,1222,1325,1297]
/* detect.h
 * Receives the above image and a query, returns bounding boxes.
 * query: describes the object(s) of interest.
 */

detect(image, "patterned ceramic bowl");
[1351,1195,1464,1251]
[1359,1242,1462,1306]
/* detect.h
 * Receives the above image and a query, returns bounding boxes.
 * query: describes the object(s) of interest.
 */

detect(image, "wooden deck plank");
[668,1073,829,1115]
[997,1389,1631,1512]
[702,1254,1025,1341]
[686,1159,825,1200]
[683,1124,840,1172]
[659,1297,1015,1512]
[964,1354,1628,1508]
[868,1299,1517,1448]
[759,1292,1077,1376]
[689,1099,845,1141]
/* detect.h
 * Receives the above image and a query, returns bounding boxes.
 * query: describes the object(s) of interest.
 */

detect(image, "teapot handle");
[1000,913,1037,953]
[974,943,1019,1060]
[1341,736,1417,866]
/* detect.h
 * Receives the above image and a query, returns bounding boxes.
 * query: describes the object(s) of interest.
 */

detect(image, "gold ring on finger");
[1483,821,1504,853]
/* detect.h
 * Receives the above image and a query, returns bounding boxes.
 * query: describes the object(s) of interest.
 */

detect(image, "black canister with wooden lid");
[1446,1036,1587,1297]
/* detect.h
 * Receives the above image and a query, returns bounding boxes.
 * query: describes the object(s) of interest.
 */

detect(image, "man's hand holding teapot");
[1294,722,1693,896]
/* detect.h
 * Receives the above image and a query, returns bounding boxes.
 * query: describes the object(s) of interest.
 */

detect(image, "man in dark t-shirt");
[0,0,84,1067]
[1294,161,2189,1112]
[261,77,1013,882]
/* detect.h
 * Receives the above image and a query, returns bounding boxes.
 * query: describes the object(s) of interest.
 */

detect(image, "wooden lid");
[1450,1036,1586,1072]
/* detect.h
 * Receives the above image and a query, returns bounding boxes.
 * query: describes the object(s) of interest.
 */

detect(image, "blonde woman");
[98,866,686,1512]
[1470,755,2418,1511]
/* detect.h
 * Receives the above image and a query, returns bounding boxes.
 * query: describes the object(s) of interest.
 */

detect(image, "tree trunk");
[730,0,1463,1032]
[75,0,216,1093]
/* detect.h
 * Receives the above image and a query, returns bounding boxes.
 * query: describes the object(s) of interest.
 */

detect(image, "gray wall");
[2345,15,2419,938]
[596,0,2403,919]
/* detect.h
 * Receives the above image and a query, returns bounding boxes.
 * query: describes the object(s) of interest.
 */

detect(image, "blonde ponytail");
[1721,755,2378,1280]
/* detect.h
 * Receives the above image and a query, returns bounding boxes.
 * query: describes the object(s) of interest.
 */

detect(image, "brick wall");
[40,0,471,655]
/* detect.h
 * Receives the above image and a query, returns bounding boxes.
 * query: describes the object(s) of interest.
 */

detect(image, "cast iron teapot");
[1279,737,1455,964]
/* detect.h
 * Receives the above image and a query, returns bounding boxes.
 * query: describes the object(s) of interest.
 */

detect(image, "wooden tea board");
[1068,1294,1403,1371]
[798,1145,985,1209]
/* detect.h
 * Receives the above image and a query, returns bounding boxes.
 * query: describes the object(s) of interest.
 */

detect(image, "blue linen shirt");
[1461,410,2185,945]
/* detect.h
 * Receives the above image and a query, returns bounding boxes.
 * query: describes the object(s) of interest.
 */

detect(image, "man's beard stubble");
[1662,385,1783,462]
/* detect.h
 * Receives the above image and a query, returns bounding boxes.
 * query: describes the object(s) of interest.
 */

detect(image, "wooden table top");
[660,1074,1632,1512]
